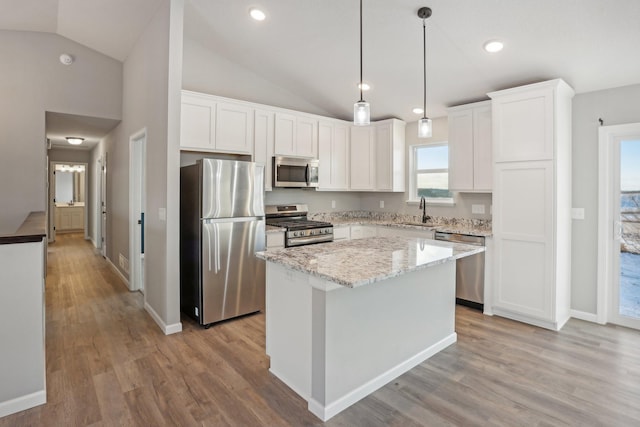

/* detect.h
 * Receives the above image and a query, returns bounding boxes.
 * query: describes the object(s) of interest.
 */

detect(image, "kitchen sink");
[398,222,436,228]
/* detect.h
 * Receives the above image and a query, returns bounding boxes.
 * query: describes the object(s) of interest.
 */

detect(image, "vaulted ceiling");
[3,0,640,126]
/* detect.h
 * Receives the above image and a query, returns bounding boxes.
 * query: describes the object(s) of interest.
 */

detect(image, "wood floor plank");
[2,232,640,427]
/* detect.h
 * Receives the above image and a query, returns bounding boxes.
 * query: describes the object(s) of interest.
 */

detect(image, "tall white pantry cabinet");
[488,79,574,331]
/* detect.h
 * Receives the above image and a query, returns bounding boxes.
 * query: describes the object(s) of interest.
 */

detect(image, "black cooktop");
[266,218,332,231]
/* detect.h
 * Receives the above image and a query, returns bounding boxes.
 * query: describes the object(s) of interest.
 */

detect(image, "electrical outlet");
[331,200,336,209]
[471,204,485,214]
[379,200,385,208]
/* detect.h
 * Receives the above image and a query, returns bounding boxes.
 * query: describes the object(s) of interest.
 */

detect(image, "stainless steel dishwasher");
[434,231,485,310]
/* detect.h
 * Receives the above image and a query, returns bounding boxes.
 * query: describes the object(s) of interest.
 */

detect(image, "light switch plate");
[471,204,485,214]
[379,200,385,208]
[331,200,336,209]
[572,208,585,220]
[159,207,166,221]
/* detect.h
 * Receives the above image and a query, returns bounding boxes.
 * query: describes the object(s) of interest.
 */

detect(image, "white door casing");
[129,129,146,293]
[598,122,640,328]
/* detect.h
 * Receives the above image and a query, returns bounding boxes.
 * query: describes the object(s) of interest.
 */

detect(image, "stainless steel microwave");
[273,156,319,188]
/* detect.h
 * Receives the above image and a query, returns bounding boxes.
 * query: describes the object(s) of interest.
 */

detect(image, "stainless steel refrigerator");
[180,159,265,327]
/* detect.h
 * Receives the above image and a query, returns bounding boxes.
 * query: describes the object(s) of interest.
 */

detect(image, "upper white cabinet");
[488,79,574,331]
[180,91,253,155]
[274,113,318,158]
[254,109,275,191]
[350,126,375,190]
[318,120,349,190]
[349,119,405,192]
[448,101,492,192]
[375,119,406,192]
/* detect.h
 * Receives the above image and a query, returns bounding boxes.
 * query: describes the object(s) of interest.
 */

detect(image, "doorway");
[598,123,640,329]
[129,129,146,293]
[49,162,88,242]
[97,155,108,257]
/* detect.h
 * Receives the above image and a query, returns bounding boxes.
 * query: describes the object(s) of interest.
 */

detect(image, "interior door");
[100,155,107,258]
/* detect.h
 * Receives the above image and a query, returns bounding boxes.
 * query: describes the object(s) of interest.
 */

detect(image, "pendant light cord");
[359,0,364,102]
[422,17,427,119]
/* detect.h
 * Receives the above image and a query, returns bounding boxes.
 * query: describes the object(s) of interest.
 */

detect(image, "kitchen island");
[257,236,484,421]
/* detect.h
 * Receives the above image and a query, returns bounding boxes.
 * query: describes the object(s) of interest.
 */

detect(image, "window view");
[620,139,640,319]
[413,144,452,200]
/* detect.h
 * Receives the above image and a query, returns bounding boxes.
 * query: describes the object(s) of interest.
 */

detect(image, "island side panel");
[309,261,457,421]
[265,262,312,399]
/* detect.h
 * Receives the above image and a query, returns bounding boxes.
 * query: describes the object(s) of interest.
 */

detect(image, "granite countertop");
[257,236,484,288]
[328,218,492,237]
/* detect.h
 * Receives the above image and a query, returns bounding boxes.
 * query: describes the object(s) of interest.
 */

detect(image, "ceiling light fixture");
[353,0,370,126]
[417,7,432,138]
[483,40,504,53]
[66,137,84,146]
[358,82,370,91]
[412,107,424,114]
[249,8,266,21]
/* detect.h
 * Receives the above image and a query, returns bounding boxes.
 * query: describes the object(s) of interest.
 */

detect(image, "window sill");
[406,199,455,207]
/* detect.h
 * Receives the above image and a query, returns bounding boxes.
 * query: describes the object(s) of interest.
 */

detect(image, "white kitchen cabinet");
[349,126,375,190]
[333,225,350,241]
[254,109,275,191]
[375,119,406,192]
[318,120,349,190]
[266,231,285,250]
[448,101,492,192]
[488,79,574,331]
[274,113,318,158]
[349,225,378,240]
[180,91,253,155]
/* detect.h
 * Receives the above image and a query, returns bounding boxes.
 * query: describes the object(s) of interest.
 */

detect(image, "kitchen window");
[409,143,453,204]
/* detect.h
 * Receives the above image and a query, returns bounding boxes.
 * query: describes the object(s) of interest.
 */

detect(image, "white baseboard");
[570,309,599,323]
[308,333,457,422]
[144,301,182,335]
[106,257,129,287]
[0,390,46,418]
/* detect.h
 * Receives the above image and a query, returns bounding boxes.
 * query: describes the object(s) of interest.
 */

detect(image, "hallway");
[2,233,640,426]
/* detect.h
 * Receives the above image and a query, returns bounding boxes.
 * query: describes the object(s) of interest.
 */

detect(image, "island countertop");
[256,236,484,288]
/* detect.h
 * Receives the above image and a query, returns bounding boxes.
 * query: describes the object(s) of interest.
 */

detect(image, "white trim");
[308,333,457,422]
[106,256,129,287]
[570,309,600,323]
[129,128,147,293]
[597,123,640,326]
[144,301,183,335]
[492,307,568,331]
[408,142,454,204]
[0,390,46,418]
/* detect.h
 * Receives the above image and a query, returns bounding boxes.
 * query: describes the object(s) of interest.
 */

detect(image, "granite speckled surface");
[257,236,484,288]
[310,211,492,237]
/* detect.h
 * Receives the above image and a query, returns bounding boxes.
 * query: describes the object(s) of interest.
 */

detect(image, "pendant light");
[417,7,432,138]
[354,0,370,126]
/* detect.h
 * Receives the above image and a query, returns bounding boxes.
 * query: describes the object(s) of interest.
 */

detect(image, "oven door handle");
[288,235,333,247]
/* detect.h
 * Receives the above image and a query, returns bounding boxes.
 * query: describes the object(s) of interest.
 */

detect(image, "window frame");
[408,142,455,206]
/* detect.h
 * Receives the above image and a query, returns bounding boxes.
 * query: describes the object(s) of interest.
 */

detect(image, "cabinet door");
[473,105,493,191]
[319,122,349,190]
[333,226,350,241]
[266,232,285,250]
[274,113,297,156]
[296,116,318,158]
[318,122,333,188]
[71,208,84,229]
[448,109,474,191]
[492,87,554,162]
[215,102,253,154]
[254,109,274,191]
[350,126,375,190]
[180,95,215,151]
[375,123,392,191]
[493,161,553,321]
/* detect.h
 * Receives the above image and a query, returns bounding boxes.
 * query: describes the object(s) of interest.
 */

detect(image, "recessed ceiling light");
[483,40,504,53]
[358,82,370,91]
[249,8,266,21]
[412,107,424,114]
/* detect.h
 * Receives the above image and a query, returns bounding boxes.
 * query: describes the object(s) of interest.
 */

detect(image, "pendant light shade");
[354,0,370,126]
[417,7,432,138]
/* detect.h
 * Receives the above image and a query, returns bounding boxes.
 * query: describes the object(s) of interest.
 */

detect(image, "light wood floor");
[2,233,640,426]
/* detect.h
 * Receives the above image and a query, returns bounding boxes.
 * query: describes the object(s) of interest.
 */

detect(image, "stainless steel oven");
[266,204,333,247]
[273,157,319,188]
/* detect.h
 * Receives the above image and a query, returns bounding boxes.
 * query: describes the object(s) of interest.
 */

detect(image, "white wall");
[0,30,121,234]
[571,83,640,314]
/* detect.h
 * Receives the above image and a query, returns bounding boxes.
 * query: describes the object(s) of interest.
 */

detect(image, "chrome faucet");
[419,196,431,223]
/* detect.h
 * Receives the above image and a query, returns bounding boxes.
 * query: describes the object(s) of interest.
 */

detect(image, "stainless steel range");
[265,204,333,247]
